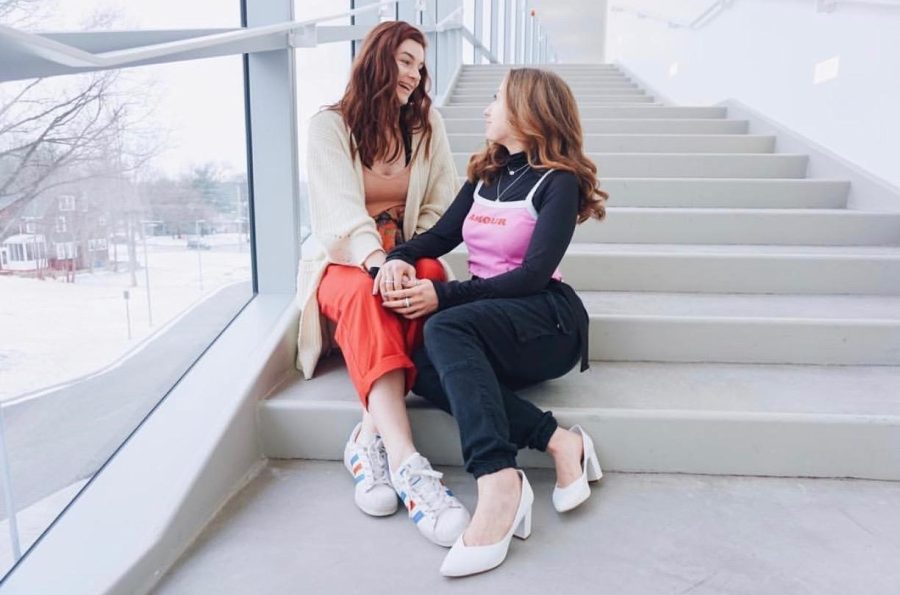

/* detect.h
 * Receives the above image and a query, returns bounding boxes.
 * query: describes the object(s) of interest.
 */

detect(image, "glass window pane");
[1,0,241,31]
[294,0,353,245]
[0,53,251,577]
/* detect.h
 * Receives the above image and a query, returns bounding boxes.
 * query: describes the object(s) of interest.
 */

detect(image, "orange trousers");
[317,258,446,409]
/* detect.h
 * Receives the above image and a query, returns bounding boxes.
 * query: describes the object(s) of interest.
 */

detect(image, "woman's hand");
[373,258,416,297]
[382,279,439,319]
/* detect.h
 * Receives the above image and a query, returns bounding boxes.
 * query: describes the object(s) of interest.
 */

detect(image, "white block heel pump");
[552,425,602,513]
[439,470,534,577]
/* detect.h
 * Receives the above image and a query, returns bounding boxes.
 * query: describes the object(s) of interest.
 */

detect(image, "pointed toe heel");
[552,425,603,513]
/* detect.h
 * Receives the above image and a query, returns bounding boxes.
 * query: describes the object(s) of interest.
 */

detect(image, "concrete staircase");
[261,64,900,481]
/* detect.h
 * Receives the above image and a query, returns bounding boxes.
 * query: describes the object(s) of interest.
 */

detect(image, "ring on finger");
[405,297,411,308]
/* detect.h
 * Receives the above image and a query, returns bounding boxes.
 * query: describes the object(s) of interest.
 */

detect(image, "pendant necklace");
[496,164,531,201]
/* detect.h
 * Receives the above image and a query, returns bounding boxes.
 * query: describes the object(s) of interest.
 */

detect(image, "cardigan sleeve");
[306,110,382,267]
[415,109,459,236]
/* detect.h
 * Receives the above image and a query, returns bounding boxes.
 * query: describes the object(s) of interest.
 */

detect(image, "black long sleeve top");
[386,151,590,370]
[387,152,579,308]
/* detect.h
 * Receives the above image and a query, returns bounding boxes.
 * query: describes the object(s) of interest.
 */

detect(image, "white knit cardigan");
[295,108,459,379]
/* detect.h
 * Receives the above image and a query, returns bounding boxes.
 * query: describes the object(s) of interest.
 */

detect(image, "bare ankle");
[546,427,575,457]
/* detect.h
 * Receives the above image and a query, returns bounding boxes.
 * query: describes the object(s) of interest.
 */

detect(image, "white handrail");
[1,0,550,77]
[0,0,408,68]
[609,1,732,30]
[611,0,900,31]
[818,0,900,9]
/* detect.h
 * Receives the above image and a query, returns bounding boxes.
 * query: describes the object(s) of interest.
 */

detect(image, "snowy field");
[0,234,253,402]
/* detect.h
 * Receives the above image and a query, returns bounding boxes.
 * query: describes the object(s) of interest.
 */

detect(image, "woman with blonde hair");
[296,20,469,546]
[378,67,608,576]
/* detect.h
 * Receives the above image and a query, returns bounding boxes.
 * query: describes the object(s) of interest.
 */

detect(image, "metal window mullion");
[435,0,460,96]
[424,0,438,92]
[503,0,511,63]
[490,0,498,59]
[517,0,525,63]
[529,15,536,64]
[244,0,300,294]
[473,0,483,64]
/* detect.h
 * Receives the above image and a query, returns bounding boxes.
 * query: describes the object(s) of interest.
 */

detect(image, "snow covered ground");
[0,233,253,402]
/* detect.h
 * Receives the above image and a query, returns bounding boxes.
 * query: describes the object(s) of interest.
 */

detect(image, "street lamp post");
[195,219,205,292]
[139,221,155,327]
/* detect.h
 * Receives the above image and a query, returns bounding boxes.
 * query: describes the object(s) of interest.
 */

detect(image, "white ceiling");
[526,0,608,64]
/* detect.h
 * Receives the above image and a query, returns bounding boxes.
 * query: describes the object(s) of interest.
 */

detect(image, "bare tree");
[0,0,161,243]
[0,0,49,28]
[0,71,161,231]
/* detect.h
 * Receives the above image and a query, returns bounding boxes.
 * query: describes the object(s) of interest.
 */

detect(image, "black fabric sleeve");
[432,171,580,310]
[386,181,475,263]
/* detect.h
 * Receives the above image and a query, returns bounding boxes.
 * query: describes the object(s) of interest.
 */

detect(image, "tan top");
[364,162,411,217]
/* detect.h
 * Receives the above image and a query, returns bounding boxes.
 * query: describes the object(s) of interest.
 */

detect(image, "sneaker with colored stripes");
[343,423,399,517]
[391,452,470,547]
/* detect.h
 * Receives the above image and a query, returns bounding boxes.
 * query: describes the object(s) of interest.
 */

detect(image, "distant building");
[0,192,110,276]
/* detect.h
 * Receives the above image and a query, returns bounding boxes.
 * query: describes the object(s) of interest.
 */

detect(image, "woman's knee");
[415,258,446,282]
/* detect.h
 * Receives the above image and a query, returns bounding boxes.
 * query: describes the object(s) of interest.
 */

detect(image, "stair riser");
[452,86,645,96]
[572,210,900,245]
[453,83,640,93]
[452,154,808,178]
[589,317,900,365]
[260,406,900,480]
[444,118,749,134]
[440,106,727,119]
[459,71,624,78]
[448,97,658,105]
[455,178,849,208]
[458,73,630,80]
[444,251,900,294]
[449,134,775,154]
[460,68,622,75]
[595,179,849,208]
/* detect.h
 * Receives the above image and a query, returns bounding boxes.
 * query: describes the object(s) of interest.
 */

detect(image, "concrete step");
[571,208,900,245]
[581,291,900,365]
[453,178,850,208]
[444,244,900,295]
[447,96,659,105]
[451,153,808,178]
[439,105,728,119]
[448,133,775,154]
[443,118,750,134]
[259,356,900,479]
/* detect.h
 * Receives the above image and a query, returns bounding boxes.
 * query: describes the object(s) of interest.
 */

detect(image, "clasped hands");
[372,259,439,319]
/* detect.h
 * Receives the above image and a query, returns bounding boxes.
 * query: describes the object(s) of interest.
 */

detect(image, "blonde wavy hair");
[467,68,608,222]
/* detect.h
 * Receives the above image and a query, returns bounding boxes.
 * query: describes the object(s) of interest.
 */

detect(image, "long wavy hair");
[467,68,608,222]
[329,21,432,168]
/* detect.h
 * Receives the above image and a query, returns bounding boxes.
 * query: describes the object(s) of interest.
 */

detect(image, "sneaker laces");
[406,467,455,516]
[364,438,391,488]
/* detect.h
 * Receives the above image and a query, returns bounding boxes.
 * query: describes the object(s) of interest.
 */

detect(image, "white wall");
[606,0,900,193]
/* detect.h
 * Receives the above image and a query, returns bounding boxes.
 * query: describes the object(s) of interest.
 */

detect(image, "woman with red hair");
[295,21,469,546]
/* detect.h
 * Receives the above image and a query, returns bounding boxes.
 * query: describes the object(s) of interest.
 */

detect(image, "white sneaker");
[343,423,399,517]
[391,453,470,547]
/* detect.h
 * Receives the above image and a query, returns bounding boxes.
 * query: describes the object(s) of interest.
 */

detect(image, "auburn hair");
[467,68,608,222]
[329,21,432,168]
